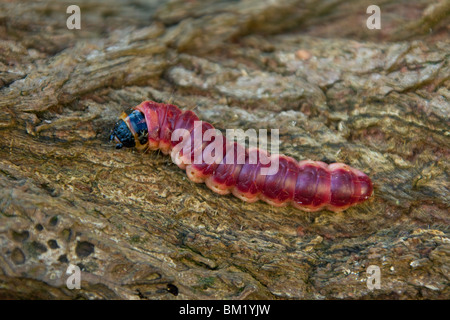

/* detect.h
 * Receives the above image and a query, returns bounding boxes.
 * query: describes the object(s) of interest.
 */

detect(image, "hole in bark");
[48,239,59,249]
[30,241,48,254]
[35,224,44,231]
[166,284,179,296]
[75,241,95,258]
[11,248,26,265]
[49,216,59,226]
[11,230,29,242]
[58,254,69,263]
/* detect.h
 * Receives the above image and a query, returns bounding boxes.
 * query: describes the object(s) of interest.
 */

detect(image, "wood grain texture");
[0,0,448,299]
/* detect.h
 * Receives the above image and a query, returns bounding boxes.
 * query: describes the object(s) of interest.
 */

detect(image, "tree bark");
[0,0,448,299]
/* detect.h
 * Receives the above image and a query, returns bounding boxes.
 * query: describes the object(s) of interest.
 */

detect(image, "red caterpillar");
[110,101,373,212]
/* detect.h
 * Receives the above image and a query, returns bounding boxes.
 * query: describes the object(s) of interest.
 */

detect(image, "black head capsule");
[110,118,136,149]
[110,110,148,149]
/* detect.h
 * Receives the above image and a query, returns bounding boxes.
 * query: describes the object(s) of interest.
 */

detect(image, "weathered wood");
[0,0,449,299]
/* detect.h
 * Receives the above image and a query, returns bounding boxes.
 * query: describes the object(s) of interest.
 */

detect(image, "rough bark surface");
[0,0,449,299]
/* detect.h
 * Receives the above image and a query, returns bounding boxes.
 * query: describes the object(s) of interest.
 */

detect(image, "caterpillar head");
[110,110,148,150]
[110,118,135,149]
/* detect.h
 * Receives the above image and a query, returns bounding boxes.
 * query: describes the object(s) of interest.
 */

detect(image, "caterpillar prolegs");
[110,101,373,212]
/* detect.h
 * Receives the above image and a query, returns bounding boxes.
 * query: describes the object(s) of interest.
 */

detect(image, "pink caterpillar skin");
[111,101,373,212]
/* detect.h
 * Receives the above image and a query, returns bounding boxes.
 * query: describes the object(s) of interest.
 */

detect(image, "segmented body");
[110,101,373,212]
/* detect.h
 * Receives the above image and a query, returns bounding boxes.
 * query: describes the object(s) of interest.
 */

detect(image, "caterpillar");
[110,101,373,212]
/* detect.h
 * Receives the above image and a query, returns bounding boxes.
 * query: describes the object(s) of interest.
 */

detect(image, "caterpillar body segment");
[110,101,373,212]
